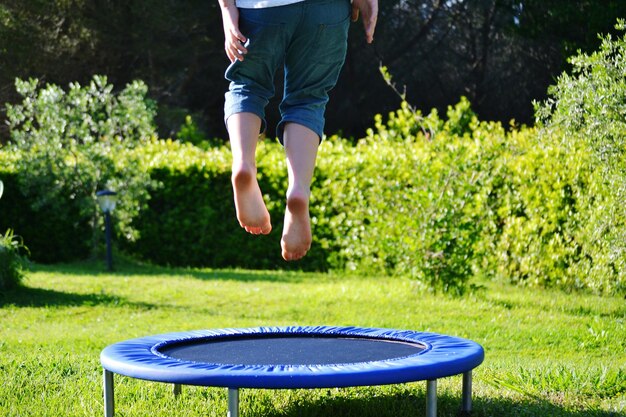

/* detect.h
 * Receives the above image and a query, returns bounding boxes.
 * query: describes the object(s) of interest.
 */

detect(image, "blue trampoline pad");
[101,326,484,389]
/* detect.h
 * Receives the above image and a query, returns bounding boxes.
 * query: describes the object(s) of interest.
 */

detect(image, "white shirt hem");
[236,0,305,8]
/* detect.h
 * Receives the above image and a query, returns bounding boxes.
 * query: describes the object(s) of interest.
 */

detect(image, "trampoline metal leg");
[426,379,437,417]
[228,388,239,417]
[173,384,182,397]
[104,370,114,417]
[462,371,473,412]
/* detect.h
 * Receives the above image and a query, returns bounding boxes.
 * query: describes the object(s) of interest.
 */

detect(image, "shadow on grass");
[30,260,309,283]
[254,390,622,417]
[184,269,308,283]
[0,285,156,309]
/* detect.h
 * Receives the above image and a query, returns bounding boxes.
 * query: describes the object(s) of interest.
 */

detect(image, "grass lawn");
[0,260,624,416]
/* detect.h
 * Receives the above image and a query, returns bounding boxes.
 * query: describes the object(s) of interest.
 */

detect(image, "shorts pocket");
[239,9,285,59]
[312,14,350,64]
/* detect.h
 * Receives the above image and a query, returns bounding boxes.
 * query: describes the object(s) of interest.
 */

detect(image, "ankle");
[232,161,256,184]
[286,187,310,212]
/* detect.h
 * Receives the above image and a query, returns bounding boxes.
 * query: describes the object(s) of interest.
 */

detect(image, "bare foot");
[231,163,271,235]
[281,189,312,261]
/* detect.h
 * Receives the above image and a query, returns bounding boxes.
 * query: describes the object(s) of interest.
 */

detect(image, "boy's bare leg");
[227,112,272,235]
[281,123,319,261]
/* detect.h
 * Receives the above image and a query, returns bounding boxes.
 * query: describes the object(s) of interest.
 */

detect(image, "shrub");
[0,229,28,290]
[2,94,614,295]
[313,100,506,294]
[315,95,623,295]
[4,76,157,259]
[479,127,598,291]
[535,20,626,164]
[533,19,626,295]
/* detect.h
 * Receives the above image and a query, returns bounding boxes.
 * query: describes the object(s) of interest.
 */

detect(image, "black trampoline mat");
[158,335,426,366]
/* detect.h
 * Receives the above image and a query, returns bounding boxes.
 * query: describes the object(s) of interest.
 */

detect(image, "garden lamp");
[0,179,4,200]
[96,189,118,271]
[96,189,117,213]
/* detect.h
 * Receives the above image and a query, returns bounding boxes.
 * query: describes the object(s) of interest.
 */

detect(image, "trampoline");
[100,326,484,417]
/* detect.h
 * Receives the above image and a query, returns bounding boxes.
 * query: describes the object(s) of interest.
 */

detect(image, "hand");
[220,5,248,62]
[351,0,378,44]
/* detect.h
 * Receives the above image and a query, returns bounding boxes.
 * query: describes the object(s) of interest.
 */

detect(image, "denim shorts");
[224,0,351,143]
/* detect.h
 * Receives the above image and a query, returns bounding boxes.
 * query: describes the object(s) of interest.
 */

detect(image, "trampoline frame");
[101,326,484,417]
[104,370,473,417]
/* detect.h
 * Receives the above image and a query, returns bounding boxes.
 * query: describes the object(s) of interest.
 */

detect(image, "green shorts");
[224,0,351,143]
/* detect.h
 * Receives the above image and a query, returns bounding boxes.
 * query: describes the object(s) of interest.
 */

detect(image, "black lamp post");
[96,189,117,271]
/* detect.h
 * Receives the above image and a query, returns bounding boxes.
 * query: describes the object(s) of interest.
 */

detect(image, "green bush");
[532,19,626,294]
[4,75,156,260]
[3,94,619,295]
[314,100,506,294]
[313,96,620,295]
[0,229,28,291]
[479,127,599,291]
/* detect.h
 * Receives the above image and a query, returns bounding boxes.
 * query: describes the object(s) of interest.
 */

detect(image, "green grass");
[1,259,624,416]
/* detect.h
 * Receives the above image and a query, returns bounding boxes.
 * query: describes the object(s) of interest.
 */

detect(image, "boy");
[219,0,377,260]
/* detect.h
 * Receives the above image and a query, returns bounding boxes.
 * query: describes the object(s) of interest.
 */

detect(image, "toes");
[243,223,272,235]
[261,223,272,235]
[281,248,309,261]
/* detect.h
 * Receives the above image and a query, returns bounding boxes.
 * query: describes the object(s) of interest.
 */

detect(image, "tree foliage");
[0,0,223,139]
[2,1,625,140]
[515,0,626,57]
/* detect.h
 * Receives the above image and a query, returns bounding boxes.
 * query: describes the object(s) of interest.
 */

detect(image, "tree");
[340,0,626,131]
[515,0,626,58]
[0,1,225,140]
[2,0,626,141]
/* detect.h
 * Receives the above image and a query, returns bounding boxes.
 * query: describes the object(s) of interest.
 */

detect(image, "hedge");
[0,98,623,294]
[120,139,329,271]
[0,157,91,263]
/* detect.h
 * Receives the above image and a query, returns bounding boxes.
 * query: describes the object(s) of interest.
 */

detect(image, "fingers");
[351,4,359,22]
[225,30,248,62]
[225,41,242,63]
[364,0,378,43]
[220,5,248,62]
[363,12,377,44]
[232,28,248,47]
[352,0,378,44]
